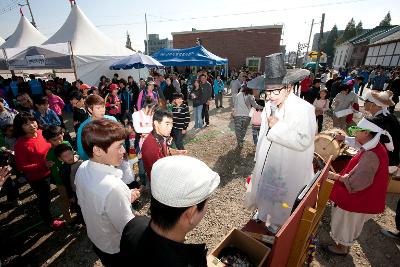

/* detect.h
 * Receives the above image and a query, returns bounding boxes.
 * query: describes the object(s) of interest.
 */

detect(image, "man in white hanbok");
[245,53,316,231]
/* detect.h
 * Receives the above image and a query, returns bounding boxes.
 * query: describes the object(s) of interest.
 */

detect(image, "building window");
[246,57,261,71]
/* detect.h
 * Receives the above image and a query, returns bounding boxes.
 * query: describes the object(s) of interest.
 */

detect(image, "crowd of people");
[0,58,399,266]
[0,69,227,266]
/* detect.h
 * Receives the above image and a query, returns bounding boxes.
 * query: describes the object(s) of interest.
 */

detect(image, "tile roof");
[349,26,396,44]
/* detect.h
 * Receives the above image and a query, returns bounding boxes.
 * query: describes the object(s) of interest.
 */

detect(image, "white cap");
[151,156,220,208]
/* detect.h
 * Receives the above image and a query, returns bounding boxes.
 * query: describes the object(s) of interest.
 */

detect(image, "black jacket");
[374,113,400,166]
[164,84,176,103]
[120,216,207,267]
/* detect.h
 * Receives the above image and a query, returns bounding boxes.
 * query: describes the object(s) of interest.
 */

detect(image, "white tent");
[0,36,5,46]
[0,15,46,49]
[43,4,145,85]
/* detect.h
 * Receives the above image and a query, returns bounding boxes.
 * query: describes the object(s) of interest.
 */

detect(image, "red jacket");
[105,94,121,115]
[329,143,389,214]
[141,133,168,181]
[14,130,51,181]
[300,77,312,93]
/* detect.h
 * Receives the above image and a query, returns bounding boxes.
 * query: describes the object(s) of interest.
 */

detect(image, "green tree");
[379,12,391,26]
[322,25,339,65]
[336,18,357,44]
[355,21,363,36]
[342,18,357,41]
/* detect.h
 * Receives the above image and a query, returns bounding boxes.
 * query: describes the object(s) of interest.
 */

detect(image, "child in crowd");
[54,143,84,224]
[34,97,61,128]
[3,124,16,151]
[132,97,157,186]
[77,95,117,160]
[313,89,330,133]
[3,124,25,186]
[249,99,265,145]
[121,121,140,189]
[75,118,140,266]
[125,121,137,160]
[171,93,190,150]
[44,88,65,128]
[43,126,73,223]
[69,91,88,133]
[0,124,20,206]
[105,84,121,119]
[79,84,91,98]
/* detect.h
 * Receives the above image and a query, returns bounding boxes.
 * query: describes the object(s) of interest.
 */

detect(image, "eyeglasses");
[266,86,287,95]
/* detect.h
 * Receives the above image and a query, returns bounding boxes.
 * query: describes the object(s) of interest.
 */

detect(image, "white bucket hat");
[151,156,220,208]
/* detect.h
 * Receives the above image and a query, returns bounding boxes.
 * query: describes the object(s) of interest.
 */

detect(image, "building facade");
[144,34,172,55]
[172,25,283,72]
[333,42,353,69]
[333,26,396,69]
[365,26,400,67]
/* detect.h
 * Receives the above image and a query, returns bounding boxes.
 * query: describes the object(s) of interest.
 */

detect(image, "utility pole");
[25,0,36,28]
[306,19,314,56]
[145,13,149,55]
[315,13,325,76]
[295,42,300,68]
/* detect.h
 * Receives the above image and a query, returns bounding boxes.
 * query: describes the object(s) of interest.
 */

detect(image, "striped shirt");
[171,104,190,130]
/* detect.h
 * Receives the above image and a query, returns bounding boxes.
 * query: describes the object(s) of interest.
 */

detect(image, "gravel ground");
[1,95,399,266]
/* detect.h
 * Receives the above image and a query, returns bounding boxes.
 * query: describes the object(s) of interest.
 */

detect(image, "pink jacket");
[48,94,65,115]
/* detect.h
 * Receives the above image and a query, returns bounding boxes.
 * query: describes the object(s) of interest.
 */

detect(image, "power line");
[96,0,366,28]
[0,0,19,16]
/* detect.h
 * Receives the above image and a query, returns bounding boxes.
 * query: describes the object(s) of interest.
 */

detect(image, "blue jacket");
[120,88,133,113]
[34,109,60,128]
[77,115,117,160]
[10,81,18,97]
[373,75,388,90]
[160,81,167,92]
[29,79,43,95]
[213,79,224,95]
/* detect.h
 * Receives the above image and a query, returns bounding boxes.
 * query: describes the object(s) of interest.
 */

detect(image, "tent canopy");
[152,45,228,66]
[0,15,46,49]
[110,53,163,70]
[42,4,143,85]
[5,43,72,70]
[43,5,131,57]
[0,36,5,46]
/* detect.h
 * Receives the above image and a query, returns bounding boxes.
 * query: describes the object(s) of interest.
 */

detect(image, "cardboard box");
[207,228,270,267]
[387,178,400,194]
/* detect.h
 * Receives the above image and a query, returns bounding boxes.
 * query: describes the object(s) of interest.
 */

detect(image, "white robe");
[245,92,316,226]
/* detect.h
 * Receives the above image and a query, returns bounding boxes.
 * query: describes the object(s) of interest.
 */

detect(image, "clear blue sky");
[0,0,399,52]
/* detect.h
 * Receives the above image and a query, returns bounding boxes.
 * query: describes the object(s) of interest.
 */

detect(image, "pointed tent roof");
[0,15,46,48]
[44,4,131,56]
